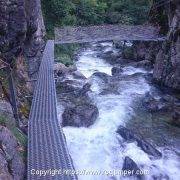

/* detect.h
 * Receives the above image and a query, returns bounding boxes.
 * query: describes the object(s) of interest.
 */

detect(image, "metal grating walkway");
[28,40,77,180]
[55,24,166,44]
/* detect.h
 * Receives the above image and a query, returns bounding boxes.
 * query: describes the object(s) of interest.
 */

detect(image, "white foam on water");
[122,66,147,75]
[62,83,150,180]
[104,47,113,52]
[100,42,113,46]
[76,50,112,78]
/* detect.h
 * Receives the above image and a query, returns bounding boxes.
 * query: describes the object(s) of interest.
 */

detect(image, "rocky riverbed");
[56,41,180,180]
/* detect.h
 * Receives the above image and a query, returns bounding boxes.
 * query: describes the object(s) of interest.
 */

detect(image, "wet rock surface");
[150,0,180,90]
[143,92,172,112]
[128,60,153,70]
[0,101,15,123]
[54,63,77,79]
[129,41,161,63]
[143,91,180,129]
[117,126,162,158]
[57,80,99,127]
[91,70,150,95]
[122,157,143,180]
[0,0,45,79]
[92,72,111,83]
[143,92,180,112]
[62,104,98,127]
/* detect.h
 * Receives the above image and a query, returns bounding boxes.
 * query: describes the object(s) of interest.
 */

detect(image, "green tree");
[42,0,151,37]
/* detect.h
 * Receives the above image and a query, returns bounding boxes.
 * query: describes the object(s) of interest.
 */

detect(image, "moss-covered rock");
[0,101,27,160]
[0,125,25,179]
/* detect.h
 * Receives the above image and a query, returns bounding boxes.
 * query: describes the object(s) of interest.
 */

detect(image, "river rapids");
[57,42,180,180]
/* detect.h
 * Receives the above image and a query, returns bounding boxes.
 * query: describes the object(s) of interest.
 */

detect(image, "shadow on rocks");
[122,156,145,180]
[117,126,162,158]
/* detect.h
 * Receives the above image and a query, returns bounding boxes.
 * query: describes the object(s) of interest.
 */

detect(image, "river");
[57,42,180,180]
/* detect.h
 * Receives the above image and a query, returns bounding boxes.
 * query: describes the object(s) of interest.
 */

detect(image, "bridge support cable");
[27,40,77,180]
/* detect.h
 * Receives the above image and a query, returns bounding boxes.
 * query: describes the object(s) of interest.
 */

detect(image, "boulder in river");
[54,63,77,78]
[57,80,99,127]
[143,92,180,113]
[117,126,162,158]
[143,92,172,112]
[62,104,99,127]
[56,80,81,94]
[72,71,86,80]
[122,156,144,180]
[77,83,91,97]
[54,63,69,77]
[92,72,111,83]
[97,50,122,65]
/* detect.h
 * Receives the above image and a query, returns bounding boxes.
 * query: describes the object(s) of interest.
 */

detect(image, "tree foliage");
[42,0,151,37]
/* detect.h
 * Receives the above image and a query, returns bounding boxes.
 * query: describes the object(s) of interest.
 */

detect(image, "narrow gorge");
[0,0,179,179]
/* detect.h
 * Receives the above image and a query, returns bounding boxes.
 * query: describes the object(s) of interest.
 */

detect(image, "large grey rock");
[0,101,18,130]
[129,60,153,70]
[0,101,14,121]
[72,71,86,80]
[0,150,13,180]
[143,92,171,112]
[54,63,69,77]
[153,36,180,90]
[62,104,99,127]
[143,92,179,112]
[0,0,45,79]
[0,126,25,180]
[151,1,180,90]
[117,126,162,158]
[57,80,99,127]
[122,157,143,180]
[23,0,46,79]
[92,72,111,83]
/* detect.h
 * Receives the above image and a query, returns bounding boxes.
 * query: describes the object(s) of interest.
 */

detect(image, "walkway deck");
[55,24,166,44]
[28,40,77,180]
